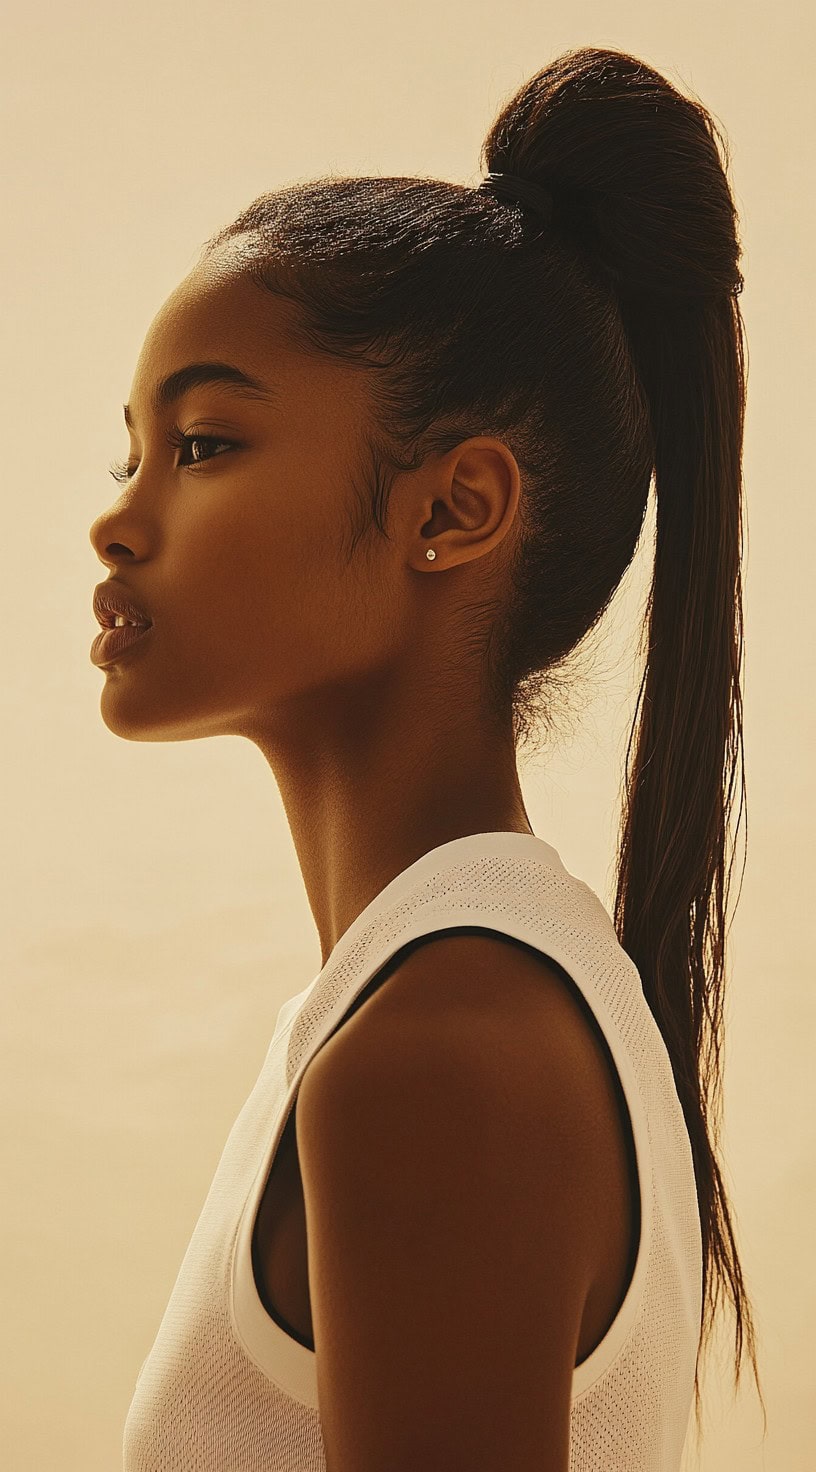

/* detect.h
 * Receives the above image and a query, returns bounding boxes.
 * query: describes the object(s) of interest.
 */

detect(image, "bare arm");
[295,935,603,1472]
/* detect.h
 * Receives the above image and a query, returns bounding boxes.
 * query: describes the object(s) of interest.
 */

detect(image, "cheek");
[177,489,397,682]
[265,558,398,689]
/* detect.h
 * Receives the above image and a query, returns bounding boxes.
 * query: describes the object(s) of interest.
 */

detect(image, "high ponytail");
[202,43,764,1436]
[480,47,764,1435]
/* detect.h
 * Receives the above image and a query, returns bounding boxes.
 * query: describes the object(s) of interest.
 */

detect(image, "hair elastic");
[478,171,555,227]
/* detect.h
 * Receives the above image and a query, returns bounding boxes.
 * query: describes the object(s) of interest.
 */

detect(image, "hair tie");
[477,171,555,227]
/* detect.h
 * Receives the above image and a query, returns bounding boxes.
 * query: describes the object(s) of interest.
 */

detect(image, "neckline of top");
[318,829,567,978]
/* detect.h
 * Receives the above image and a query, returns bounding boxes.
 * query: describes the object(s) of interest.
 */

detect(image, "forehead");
[127,241,372,441]
[136,245,295,381]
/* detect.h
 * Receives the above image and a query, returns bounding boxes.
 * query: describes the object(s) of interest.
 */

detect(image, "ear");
[400,436,523,573]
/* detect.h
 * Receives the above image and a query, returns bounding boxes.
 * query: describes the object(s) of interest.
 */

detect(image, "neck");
[251,680,533,968]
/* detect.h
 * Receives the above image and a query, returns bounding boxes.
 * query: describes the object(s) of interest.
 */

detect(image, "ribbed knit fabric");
[123,830,703,1470]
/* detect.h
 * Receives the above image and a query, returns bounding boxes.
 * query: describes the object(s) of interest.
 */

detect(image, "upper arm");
[295,934,601,1472]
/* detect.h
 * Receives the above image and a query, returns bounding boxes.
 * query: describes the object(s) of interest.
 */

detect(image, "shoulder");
[295,931,605,1471]
[302,930,615,1156]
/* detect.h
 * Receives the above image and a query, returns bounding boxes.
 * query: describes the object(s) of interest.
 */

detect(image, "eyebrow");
[123,360,279,427]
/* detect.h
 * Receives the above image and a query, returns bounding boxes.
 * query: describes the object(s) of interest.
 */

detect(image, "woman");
[90,44,764,1472]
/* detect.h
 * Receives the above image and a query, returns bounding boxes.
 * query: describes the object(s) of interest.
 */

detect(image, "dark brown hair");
[202,45,764,1437]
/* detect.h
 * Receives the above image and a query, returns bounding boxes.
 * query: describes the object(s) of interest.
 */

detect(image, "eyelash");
[108,424,235,484]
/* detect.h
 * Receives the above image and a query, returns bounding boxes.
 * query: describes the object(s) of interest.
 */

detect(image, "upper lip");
[93,581,153,629]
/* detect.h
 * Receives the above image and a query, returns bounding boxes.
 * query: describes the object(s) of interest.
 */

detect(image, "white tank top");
[123,830,703,1470]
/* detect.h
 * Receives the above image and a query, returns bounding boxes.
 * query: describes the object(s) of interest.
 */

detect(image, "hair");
[200,45,764,1439]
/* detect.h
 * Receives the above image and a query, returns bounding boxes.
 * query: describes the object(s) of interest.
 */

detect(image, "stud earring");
[426,548,436,561]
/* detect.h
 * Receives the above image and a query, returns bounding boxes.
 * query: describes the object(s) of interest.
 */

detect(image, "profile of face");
[89,241,521,754]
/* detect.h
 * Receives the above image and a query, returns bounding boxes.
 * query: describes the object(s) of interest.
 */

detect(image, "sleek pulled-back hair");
[202,45,763,1434]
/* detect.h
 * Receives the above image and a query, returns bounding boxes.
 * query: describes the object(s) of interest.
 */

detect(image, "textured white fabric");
[123,830,703,1470]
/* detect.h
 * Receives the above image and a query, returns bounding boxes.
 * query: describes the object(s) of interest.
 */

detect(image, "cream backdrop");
[1,1,811,1467]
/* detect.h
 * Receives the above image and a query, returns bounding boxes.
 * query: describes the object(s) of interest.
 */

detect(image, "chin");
[97,684,226,743]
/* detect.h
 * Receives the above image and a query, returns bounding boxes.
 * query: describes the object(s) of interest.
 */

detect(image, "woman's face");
[89,246,407,747]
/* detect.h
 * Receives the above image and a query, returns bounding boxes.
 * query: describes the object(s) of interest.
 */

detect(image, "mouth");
[92,581,153,631]
[94,611,153,631]
[90,621,153,667]
[97,616,151,630]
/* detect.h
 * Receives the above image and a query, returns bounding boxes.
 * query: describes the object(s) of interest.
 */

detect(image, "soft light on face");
[88,248,406,747]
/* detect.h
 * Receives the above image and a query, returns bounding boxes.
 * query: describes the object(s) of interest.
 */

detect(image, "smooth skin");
[89,240,532,967]
[296,930,635,1472]
[89,239,635,1470]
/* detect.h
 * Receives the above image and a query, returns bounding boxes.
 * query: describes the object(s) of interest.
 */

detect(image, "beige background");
[1,1,812,1467]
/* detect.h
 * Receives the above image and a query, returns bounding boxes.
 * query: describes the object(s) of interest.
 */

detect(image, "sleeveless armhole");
[230,923,648,1407]
[318,925,642,1366]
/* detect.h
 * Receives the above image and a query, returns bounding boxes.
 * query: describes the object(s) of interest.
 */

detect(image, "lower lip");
[90,623,153,666]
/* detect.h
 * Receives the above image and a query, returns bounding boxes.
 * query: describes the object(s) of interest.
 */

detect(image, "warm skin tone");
[89,239,534,965]
[91,240,638,1469]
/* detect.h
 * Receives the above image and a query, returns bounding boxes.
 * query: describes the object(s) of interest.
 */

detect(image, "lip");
[90,622,153,667]
[93,581,153,630]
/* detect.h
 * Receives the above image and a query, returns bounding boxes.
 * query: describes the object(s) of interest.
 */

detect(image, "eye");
[108,426,236,484]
